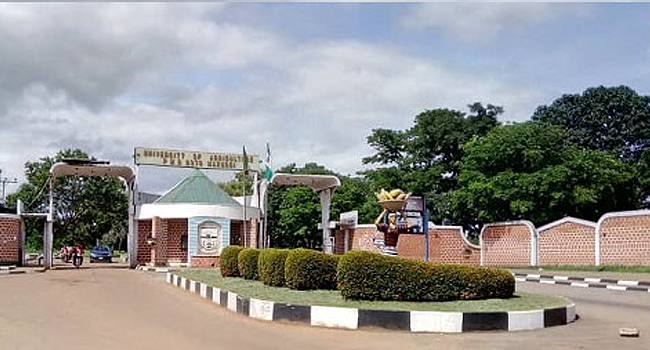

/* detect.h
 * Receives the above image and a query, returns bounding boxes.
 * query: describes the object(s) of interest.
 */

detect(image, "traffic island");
[167,270,576,333]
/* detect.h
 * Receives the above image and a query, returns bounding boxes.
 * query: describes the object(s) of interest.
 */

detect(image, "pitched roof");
[154,170,241,206]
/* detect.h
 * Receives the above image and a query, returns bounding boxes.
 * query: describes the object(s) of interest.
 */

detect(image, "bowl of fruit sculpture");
[376,189,411,211]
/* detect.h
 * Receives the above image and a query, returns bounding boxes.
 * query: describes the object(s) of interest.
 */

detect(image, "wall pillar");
[151,216,168,266]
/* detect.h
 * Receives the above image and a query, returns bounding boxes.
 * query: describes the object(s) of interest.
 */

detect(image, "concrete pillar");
[319,188,333,254]
[127,182,138,268]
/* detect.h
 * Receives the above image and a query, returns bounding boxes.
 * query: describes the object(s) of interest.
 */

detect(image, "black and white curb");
[514,273,650,293]
[167,273,576,333]
[0,270,25,275]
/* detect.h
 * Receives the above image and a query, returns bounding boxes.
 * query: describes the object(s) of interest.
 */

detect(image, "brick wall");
[539,220,595,266]
[191,256,219,268]
[137,219,152,264]
[0,216,21,264]
[166,219,188,264]
[599,211,650,266]
[481,221,535,267]
[152,216,168,266]
[396,228,480,265]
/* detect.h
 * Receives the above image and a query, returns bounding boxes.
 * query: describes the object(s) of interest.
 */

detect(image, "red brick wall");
[152,217,168,266]
[481,222,534,267]
[599,212,650,266]
[396,228,480,265]
[0,216,21,264]
[191,256,219,268]
[137,219,152,264]
[166,219,188,264]
[350,226,383,253]
[539,221,595,266]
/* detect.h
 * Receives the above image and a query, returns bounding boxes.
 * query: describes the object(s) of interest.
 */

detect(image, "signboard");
[404,196,425,212]
[339,210,358,228]
[134,147,259,171]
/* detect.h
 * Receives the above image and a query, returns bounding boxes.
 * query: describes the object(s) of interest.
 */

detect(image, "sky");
[1,3,649,195]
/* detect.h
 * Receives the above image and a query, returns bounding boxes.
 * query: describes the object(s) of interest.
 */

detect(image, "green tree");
[6,149,128,251]
[450,123,638,227]
[532,85,650,163]
[362,103,502,222]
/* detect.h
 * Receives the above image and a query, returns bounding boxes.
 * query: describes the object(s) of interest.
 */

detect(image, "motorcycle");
[72,249,83,268]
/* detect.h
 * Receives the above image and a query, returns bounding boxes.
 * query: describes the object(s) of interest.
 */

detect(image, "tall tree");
[362,103,503,222]
[532,85,650,163]
[450,122,638,227]
[6,149,128,251]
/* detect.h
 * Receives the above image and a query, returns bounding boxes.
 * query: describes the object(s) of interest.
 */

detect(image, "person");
[72,243,84,267]
[60,246,69,262]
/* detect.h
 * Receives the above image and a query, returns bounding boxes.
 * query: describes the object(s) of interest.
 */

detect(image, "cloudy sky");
[1,3,649,194]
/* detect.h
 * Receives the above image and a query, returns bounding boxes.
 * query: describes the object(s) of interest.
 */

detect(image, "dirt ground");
[0,268,648,350]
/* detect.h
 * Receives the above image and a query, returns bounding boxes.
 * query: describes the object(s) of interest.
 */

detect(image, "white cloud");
[0,3,544,194]
[401,3,591,43]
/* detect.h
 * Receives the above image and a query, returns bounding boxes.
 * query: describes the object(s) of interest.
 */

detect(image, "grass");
[510,265,650,274]
[176,269,570,312]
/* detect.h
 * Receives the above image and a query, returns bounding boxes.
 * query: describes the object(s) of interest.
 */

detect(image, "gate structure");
[43,161,137,270]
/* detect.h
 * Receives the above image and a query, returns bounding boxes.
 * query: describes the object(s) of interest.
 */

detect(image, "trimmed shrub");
[258,248,290,286]
[220,245,245,277]
[238,248,260,280]
[337,251,515,301]
[285,248,340,290]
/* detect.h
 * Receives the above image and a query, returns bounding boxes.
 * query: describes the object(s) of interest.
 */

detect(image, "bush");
[337,251,515,301]
[258,248,290,286]
[220,245,245,277]
[238,248,260,280]
[285,248,340,290]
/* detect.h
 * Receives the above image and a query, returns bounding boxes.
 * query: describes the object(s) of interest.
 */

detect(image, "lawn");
[176,269,570,312]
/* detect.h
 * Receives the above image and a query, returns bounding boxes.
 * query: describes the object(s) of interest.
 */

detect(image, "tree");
[219,171,254,197]
[6,149,128,251]
[532,85,650,164]
[362,103,503,223]
[449,122,638,227]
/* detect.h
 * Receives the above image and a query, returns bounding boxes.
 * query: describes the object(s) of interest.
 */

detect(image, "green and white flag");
[262,142,273,181]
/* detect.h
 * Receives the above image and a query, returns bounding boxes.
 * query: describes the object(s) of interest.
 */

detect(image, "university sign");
[134,147,260,171]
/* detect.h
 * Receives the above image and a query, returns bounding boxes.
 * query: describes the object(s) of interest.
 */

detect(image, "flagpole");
[242,146,248,247]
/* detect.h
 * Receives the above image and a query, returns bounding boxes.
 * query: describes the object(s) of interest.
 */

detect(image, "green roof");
[154,170,241,206]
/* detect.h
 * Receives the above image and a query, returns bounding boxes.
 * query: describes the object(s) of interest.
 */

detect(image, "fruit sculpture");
[374,188,412,235]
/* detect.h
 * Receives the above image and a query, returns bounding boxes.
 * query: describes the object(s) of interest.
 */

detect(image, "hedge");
[258,248,290,287]
[238,248,260,280]
[337,251,515,301]
[220,245,245,277]
[285,248,340,290]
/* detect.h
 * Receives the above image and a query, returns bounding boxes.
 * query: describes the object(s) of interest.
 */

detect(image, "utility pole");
[0,169,18,203]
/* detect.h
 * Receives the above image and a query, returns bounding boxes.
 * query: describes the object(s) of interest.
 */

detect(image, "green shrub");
[337,251,515,301]
[238,248,260,280]
[220,245,245,277]
[258,248,290,286]
[285,248,340,290]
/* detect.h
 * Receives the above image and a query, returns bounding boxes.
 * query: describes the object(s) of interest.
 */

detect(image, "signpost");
[134,147,260,171]
[404,195,429,262]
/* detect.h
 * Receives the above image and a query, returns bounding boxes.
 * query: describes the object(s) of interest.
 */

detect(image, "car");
[89,246,113,263]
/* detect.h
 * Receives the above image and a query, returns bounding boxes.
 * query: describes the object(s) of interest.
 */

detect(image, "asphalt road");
[0,268,647,350]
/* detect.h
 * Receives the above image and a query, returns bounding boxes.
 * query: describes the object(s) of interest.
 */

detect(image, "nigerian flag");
[263,142,273,181]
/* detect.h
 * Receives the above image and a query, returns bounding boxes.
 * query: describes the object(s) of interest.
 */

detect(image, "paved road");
[0,268,647,350]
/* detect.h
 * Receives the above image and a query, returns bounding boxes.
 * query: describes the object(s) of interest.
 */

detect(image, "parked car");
[89,246,112,263]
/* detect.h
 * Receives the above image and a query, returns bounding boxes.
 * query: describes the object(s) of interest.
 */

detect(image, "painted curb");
[167,273,577,333]
[514,273,650,293]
